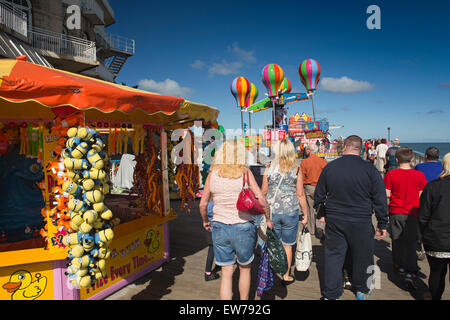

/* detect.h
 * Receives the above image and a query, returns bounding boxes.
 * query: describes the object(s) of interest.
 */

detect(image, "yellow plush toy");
[100,209,113,221]
[68,197,86,213]
[62,181,82,196]
[83,169,106,180]
[86,149,104,170]
[83,190,104,205]
[64,158,90,170]
[71,142,90,159]
[68,245,85,259]
[67,170,82,182]
[69,211,84,231]
[81,179,95,191]
[92,202,106,213]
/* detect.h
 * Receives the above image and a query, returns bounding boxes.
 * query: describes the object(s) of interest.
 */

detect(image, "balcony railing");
[95,26,135,56]
[29,27,96,62]
[0,1,27,37]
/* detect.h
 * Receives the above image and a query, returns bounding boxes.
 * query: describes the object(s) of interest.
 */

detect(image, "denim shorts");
[272,210,300,246]
[211,221,256,266]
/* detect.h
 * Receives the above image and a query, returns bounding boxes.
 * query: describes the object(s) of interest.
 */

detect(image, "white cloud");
[138,78,192,97]
[227,43,256,63]
[208,60,243,76]
[190,60,205,69]
[321,76,375,94]
[205,43,256,77]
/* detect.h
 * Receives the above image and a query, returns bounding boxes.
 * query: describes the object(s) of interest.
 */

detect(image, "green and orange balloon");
[261,64,284,97]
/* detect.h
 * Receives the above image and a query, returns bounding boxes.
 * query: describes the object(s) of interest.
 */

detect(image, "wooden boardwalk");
[106,200,450,300]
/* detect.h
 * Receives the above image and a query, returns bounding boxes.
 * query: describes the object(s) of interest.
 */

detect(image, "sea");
[402,142,450,160]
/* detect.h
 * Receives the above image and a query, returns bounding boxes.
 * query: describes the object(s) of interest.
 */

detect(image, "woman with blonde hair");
[262,139,309,285]
[200,139,270,300]
[419,153,450,300]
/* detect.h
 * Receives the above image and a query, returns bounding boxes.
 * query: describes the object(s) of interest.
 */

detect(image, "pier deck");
[106,200,449,300]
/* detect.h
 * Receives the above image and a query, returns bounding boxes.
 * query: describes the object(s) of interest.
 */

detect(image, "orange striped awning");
[0,57,184,118]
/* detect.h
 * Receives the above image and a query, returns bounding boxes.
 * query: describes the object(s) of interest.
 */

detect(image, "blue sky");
[108,0,450,142]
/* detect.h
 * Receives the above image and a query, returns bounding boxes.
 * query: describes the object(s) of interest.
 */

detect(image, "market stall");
[0,57,219,300]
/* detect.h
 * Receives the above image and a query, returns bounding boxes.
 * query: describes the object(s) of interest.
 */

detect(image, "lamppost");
[387,127,391,142]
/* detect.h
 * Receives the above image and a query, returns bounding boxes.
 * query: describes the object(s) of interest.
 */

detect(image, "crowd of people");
[198,135,449,301]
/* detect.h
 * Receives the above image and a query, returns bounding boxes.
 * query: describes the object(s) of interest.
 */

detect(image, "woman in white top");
[262,139,309,285]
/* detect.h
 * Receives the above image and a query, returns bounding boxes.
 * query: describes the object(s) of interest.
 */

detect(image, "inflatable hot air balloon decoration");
[279,77,292,94]
[299,59,321,94]
[261,64,284,98]
[231,77,251,108]
[245,83,259,109]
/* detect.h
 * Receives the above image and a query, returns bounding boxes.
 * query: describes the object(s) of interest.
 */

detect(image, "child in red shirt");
[384,148,428,290]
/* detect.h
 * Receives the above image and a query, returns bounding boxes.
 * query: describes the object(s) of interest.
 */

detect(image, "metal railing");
[0,1,27,37]
[412,151,426,167]
[29,26,96,62]
[95,26,135,55]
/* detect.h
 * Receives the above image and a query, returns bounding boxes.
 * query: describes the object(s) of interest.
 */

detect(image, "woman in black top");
[418,153,450,300]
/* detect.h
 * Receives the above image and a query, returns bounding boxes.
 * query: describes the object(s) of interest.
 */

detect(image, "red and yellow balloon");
[245,83,258,108]
[231,77,251,108]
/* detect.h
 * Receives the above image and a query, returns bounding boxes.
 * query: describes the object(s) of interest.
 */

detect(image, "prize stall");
[0,57,219,300]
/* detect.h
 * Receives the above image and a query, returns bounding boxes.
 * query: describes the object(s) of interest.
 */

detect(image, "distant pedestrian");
[200,140,270,300]
[262,139,308,285]
[376,139,389,177]
[415,147,443,183]
[315,135,388,300]
[385,138,401,172]
[368,143,376,164]
[384,147,428,291]
[418,153,450,300]
[300,142,328,239]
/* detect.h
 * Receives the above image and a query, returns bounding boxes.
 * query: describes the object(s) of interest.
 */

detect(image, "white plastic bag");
[295,227,313,272]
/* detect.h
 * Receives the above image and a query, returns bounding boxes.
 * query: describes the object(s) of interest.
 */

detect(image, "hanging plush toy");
[62,126,116,289]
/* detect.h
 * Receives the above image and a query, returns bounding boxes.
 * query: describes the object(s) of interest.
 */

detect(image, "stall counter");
[0,211,177,300]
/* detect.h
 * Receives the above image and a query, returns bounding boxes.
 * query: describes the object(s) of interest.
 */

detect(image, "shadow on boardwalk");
[106,200,447,300]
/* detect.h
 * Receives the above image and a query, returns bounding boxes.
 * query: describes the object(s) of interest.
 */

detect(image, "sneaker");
[405,273,418,292]
[393,265,406,275]
[320,297,339,300]
[205,272,220,282]
[344,280,352,290]
[356,291,372,300]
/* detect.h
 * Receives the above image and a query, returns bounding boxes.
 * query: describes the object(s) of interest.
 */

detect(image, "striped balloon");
[261,64,284,97]
[245,83,259,108]
[299,59,321,92]
[231,76,251,108]
[279,77,292,94]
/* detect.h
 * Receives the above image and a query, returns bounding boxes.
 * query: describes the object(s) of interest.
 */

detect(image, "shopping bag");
[295,226,313,272]
[266,228,288,275]
[257,215,267,242]
[256,243,274,297]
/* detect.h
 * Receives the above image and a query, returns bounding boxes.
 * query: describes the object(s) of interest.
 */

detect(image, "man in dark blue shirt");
[415,147,443,182]
[315,135,388,300]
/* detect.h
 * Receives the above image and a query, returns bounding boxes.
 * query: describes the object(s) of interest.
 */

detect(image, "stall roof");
[0,58,219,127]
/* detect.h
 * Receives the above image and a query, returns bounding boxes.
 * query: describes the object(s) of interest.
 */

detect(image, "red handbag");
[236,171,265,216]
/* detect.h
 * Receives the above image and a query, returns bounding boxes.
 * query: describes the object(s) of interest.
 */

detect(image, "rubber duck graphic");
[144,230,160,254]
[2,270,47,300]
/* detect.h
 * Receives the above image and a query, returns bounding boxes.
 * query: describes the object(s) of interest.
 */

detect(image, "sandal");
[281,276,295,286]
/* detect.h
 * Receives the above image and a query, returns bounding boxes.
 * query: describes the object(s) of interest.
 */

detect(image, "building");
[0,0,134,82]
